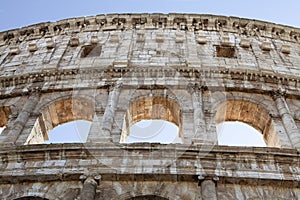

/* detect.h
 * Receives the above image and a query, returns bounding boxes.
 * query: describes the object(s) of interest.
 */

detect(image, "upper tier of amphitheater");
[1,13,300,98]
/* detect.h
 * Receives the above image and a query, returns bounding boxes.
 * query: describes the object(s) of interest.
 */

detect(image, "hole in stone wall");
[215,100,281,147]
[127,195,168,200]
[217,121,266,147]
[26,98,94,145]
[216,46,235,58]
[81,45,101,58]
[120,97,183,144]
[0,106,11,134]
[44,120,91,144]
[126,120,181,144]
[14,197,49,200]
[0,126,6,134]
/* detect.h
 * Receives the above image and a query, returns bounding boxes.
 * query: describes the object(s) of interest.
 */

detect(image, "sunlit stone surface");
[0,13,300,199]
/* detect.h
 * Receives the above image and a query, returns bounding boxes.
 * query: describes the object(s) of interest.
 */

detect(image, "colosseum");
[0,13,300,199]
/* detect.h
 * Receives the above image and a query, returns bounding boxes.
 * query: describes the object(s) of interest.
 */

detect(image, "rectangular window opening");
[81,45,101,58]
[216,46,236,58]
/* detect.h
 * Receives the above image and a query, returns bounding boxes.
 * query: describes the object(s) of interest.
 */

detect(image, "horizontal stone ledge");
[0,79,299,102]
[0,142,298,153]
[0,171,299,187]
[0,143,298,163]
[0,67,300,92]
[0,144,298,186]
[0,66,299,82]
[1,13,300,45]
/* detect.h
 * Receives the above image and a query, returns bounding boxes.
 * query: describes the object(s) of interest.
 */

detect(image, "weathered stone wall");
[0,13,300,199]
[0,144,299,199]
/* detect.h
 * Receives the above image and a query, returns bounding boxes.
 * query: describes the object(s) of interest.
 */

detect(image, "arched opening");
[217,121,266,147]
[0,106,11,134]
[127,195,168,200]
[44,120,91,144]
[120,97,182,144]
[14,197,48,200]
[0,126,5,134]
[126,120,181,144]
[25,98,94,144]
[215,100,280,147]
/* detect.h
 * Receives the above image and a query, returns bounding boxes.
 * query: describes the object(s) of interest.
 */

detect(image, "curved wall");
[0,13,300,199]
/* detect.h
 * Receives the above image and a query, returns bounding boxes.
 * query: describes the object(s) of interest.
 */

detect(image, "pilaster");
[7,93,40,145]
[198,176,219,200]
[188,84,207,144]
[79,175,100,200]
[86,108,106,143]
[101,83,122,141]
[272,91,300,149]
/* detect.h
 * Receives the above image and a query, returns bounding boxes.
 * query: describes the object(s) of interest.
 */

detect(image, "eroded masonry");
[0,13,300,199]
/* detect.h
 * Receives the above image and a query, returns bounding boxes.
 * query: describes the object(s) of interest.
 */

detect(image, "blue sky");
[1,0,300,32]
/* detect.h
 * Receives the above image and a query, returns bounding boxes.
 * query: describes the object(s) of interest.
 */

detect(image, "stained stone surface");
[0,13,300,199]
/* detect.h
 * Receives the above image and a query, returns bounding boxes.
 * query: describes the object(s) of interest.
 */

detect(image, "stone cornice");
[1,13,300,46]
[0,67,300,98]
[0,143,298,186]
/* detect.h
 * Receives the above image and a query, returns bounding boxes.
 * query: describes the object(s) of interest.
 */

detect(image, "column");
[188,84,206,144]
[7,93,40,144]
[101,83,122,139]
[79,177,98,200]
[273,92,300,149]
[199,176,218,200]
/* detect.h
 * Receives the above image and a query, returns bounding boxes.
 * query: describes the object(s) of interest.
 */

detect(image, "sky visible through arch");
[1,0,297,145]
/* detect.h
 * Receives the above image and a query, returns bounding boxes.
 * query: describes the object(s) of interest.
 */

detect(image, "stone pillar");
[79,177,98,200]
[7,93,40,144]
[273,93,300,149]
[203,89,218,145]
[186,32,201,67]
[199,176,218,200]
[101,83,122,140]
[188,84,206,144]
[201,180,217,200]
[87,108,106,143]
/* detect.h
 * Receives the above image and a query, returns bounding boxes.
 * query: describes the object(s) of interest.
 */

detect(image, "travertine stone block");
[240,38,251,48]
[261,41,273,51]
[28,43,38,52]
[221,36,231,46]
[9,46,20,55]
[281,44,291,54]
[109,34,119,43]
[156,33,164,43]
[90,35,99,44]
[197,35,207,44]
[70,37,80,47]
[46,39,55,49]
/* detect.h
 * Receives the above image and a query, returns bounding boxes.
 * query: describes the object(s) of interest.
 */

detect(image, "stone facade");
[0,13,300,199]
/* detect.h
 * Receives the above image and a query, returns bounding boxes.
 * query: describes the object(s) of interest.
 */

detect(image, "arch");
[115,191,176,200]
[25,97,94,144]
[36,92,97,115]
[217,121,267,146]
[0,106,11,127]
[127,85,181,106]
[215,100,280,147]
[0,106,11,134]
[14,197,49,200]
[126,195,169,200]
[120,96,182,143]
[44,119,92,144]
[210,91,276,116]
